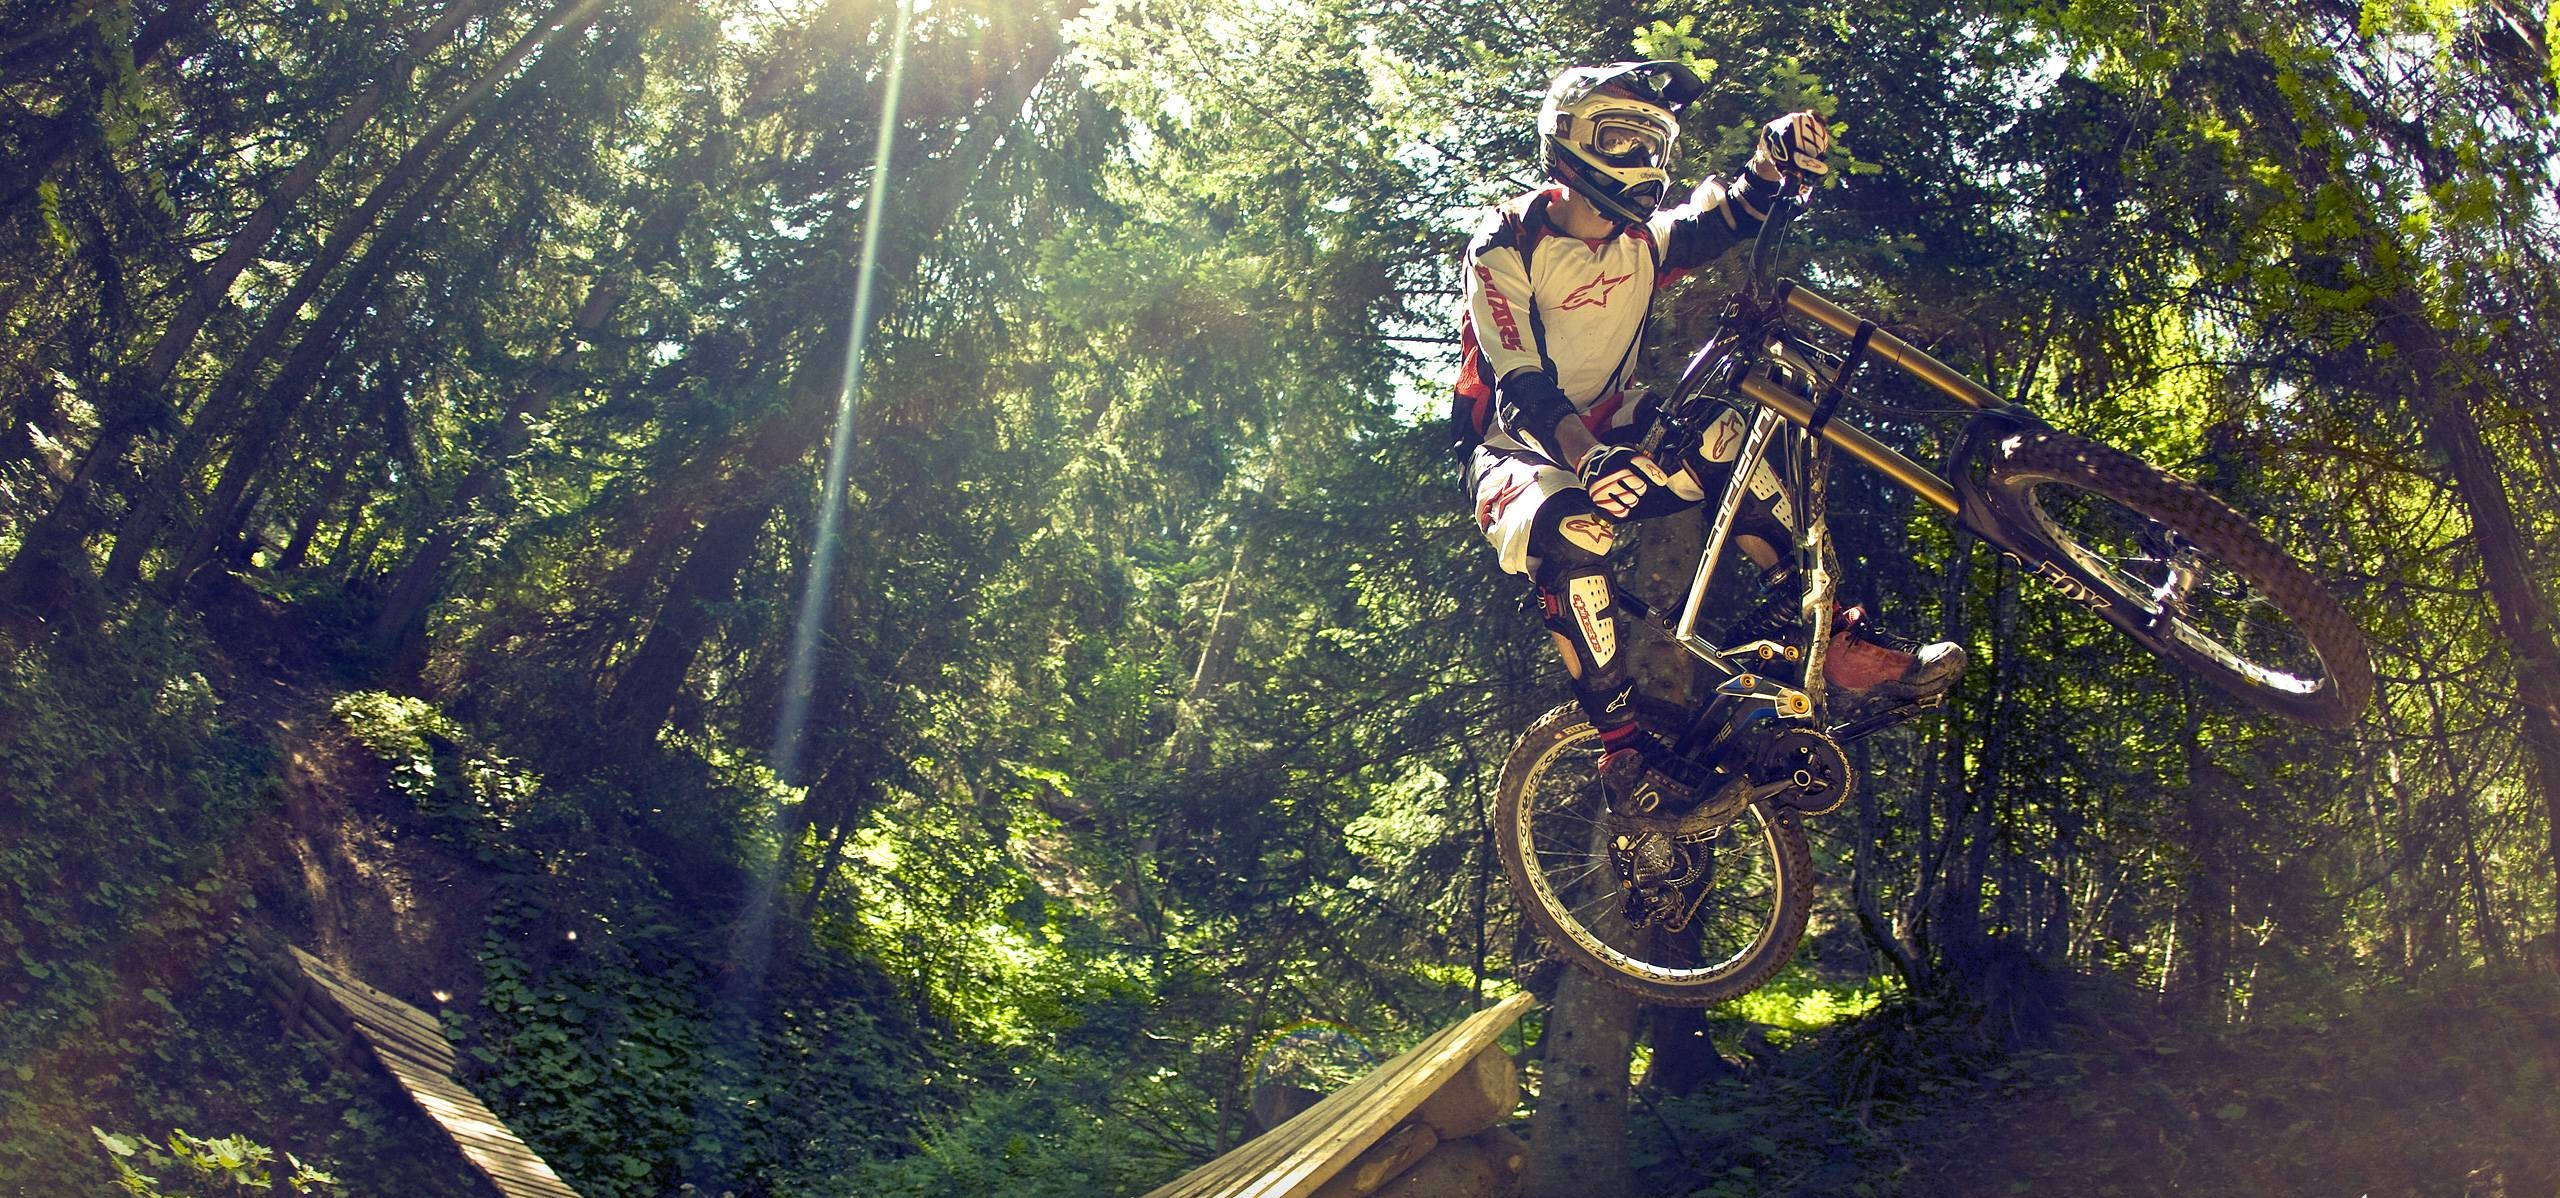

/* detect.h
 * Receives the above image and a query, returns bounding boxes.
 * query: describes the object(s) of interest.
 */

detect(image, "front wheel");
[1494,703,1813,1007]
[1978,429,2374,728]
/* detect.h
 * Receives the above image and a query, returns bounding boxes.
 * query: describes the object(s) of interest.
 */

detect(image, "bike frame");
[1627,195,2040,734]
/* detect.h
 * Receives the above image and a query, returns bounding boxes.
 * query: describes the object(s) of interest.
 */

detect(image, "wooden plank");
[284,947,584,1198]
[394,1070,581,1196]
[354,1016,458,1068]
[290,947,450,1041]
[1137,993,1533,1198]
[1174,1014,1481,1194]
[1228,1008,1494,1193]
[296,957,452,1049]
[368,1037,462,1080]
[298,987,458,1071]
[1225,996,1525,1196]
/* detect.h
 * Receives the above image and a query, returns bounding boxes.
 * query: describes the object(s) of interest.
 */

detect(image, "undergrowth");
[1631,963,2560,1197]
[0,610,479,1197]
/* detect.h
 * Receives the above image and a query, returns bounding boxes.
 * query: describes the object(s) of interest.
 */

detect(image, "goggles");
[1588,116,1669,167]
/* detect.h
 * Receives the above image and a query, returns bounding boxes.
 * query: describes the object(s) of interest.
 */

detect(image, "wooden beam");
[1137,993,1534,1198]
[286,948,583,1198]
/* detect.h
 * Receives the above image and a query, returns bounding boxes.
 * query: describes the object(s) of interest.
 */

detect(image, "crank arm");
[1747,778,1797,804]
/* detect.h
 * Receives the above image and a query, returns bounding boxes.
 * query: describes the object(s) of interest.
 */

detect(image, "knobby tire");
[1495,702,1814,1007]
[1985,429,2374,728]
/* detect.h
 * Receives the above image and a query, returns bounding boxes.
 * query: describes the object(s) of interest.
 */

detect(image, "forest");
[2,0,2557,1194]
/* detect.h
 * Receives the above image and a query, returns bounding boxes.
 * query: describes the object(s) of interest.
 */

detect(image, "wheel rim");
[1512,728,1789,987]
[2025,480,2332,697]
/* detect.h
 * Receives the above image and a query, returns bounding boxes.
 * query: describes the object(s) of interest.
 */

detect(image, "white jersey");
[1452,177,1773,460]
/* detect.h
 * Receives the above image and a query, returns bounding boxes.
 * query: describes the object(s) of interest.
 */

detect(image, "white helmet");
[1539,61,1705,228]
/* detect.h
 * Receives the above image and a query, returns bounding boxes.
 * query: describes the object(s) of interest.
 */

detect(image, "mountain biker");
[1454,61,1966,811]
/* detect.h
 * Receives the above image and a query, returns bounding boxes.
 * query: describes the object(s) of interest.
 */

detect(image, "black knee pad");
[1669,442,1797,551]
[1524,491,1617,576]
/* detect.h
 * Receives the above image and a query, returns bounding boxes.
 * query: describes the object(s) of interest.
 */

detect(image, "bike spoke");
[1542,860,1611,891]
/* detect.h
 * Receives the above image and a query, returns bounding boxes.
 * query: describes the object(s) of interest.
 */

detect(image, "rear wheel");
[1981,430,2373,727]
[1495,703,1812,1007]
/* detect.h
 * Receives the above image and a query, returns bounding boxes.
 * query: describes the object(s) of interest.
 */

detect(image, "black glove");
[1579,445,1673,519]
[1749,111,1833,181]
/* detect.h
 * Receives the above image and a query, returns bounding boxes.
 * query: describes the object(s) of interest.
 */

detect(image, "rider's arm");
[1463,214,1597,468]
[1657,114,1833,272]
[1650,168,1787,273]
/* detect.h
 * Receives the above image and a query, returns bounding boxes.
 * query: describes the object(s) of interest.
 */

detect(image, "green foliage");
[0,612,269,1180]
[1724,969,1894,1038]
[329,691,534,857]
[469,919,709,1198]
[0,614,487,1195]
[91,1127,337,1196]
[6,0,2559,1190]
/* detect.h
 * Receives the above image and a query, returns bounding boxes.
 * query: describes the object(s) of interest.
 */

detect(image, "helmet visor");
[1588,115,1670,169]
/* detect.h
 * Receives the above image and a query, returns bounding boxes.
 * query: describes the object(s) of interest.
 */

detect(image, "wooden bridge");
[1140,992,1537,1198]
[263,946,581,1198]
[265,943,1536,1198]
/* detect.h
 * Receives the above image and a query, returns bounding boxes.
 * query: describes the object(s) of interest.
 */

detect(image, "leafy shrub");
[330,691,538,857]
[91,1127,336,1196]
[0,613,486,1196]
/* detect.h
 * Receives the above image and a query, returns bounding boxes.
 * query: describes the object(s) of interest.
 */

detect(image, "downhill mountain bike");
[1494,189,2374,1007]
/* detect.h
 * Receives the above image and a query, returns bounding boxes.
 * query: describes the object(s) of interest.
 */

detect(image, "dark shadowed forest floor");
[8,600,2557,1198]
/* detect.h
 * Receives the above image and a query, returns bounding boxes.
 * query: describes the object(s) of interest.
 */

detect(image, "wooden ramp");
[268,946,581,1198]
[1141,992,1536,1198]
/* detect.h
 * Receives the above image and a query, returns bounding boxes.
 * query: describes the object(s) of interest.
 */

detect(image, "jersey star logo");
[1559,271,1634,311]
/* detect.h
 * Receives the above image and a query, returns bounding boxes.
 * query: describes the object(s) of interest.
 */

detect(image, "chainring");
[1757,727,1854,816]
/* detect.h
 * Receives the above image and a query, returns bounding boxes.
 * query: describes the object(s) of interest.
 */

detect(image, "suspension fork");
[1794,432,1838,713]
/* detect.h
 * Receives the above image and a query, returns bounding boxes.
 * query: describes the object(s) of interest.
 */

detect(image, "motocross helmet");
[1539,61,1707,229]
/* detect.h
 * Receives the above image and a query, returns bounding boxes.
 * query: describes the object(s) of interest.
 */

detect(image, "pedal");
[1828,692,1946,742]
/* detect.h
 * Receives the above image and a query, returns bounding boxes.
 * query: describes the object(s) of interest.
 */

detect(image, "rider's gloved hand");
[1579,444,1673,519]
[1748,111,1832,182]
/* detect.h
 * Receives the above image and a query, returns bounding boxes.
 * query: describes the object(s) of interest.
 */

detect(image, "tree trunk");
[7,0,589,583]
[1906,537,1975,962]
[111,92,501,586]
[1639,1003,1733,1097]
[2167,701,2232,1018]
[1523,504,1706,1195]
[2364,705,2416,975]
[1168,479,1276,772]
[2423,680,2510,964]
[1852,736,1923,987]
[276,425,365,574]
[1936,560,2011,961]
[2392,304,2560,945]
[1516,966,1636,1198]
[601,497,776,738]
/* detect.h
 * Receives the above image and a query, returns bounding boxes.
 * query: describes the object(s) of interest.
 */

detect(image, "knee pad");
[1530,498,1625,681]
[1675,418,1798,547]
[1525,491,1617,573]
